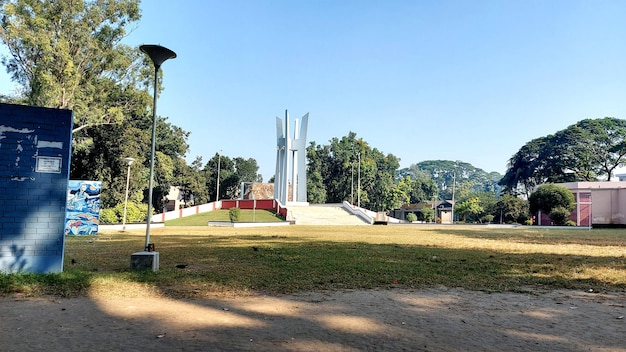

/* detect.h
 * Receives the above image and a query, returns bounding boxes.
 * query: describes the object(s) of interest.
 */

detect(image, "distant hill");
[397,160,503,199]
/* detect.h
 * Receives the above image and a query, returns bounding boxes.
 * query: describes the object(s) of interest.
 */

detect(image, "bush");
[405,213,417,223]
[481,214,495,224]
[99,208,119,224]
[565,220,577,226]
[113,202,148,223]
[549,206,571,225]
[100,202,149,224]
[529,184,575,215]
[524,219,533,226]
[229,207,241,222]
[419,207,434,222]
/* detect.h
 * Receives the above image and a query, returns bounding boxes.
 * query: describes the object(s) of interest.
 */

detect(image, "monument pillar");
[275,110,308,204]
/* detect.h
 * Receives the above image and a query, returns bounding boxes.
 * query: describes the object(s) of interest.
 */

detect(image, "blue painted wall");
[0,103,73,273]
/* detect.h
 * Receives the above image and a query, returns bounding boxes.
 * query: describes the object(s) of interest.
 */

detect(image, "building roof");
[558,181,626,190]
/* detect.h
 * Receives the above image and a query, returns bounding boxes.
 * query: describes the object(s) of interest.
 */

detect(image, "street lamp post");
[139,44,176,253]
[351,162,354,205]
[451,169,456,224]
[216,150,222,202]
[122,157,135,231]
[357,152,361,208]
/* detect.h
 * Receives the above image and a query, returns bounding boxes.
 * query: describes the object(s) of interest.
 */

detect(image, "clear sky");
[2,0,626,181]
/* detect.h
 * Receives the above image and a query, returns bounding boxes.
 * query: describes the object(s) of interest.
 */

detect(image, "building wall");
[0,103,73,273]
[590,188,625,225]
[558,182,626,226]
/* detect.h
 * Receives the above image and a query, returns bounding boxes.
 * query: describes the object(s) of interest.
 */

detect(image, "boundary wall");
[152,199,288,223]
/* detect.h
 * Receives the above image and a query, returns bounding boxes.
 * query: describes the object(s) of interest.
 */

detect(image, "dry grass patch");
[1,225,625,298]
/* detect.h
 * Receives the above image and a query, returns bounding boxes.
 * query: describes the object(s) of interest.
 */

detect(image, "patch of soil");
[1,288,624,351]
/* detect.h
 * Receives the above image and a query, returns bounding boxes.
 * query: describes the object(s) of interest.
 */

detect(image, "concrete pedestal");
[130,251,159,271]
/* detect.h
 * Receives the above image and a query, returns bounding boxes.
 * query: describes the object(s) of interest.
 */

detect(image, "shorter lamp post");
[357,152,361,208]
[216,150,222,202]
[122,157,135,230]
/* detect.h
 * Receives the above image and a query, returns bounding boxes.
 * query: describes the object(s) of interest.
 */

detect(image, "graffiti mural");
[65,180,102,235]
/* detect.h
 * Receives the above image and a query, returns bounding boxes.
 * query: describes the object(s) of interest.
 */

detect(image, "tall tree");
[203,153,260,201]
[306,141,330,204]
[306,132,401,211]
[494,194,529,224]
[173,156,208,206]
[0,0,148,135]
[501,117,626,194]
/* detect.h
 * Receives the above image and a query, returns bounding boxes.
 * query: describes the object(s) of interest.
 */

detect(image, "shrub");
[99,208,119,224]
[529,184,575,215]
[419,207,434,222]
[481,214,495,224]
[113,202,148,223]
[405,213,417,223]
[524,219,533,226]
[549,206,571,225]
[565,220,577,226]
[100,202,149,224]
[229,207,241,222]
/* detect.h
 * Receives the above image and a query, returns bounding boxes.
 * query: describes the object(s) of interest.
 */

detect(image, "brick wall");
[0,103,73,273]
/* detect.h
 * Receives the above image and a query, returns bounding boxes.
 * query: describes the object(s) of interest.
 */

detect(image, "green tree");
[455,197,484,222]
[306,141,331,204]
[203,153,260,201]
[403,161,502,201]
[0,0,198,214]
[419,207,435,222]
[494,194,529,223]
[528,184,575,222]
[501,117,626,194]
[398,173,438,205]
[548,206,572,226]
[306,132,400,211]
[172,156,208,207]
[233,157,263,184]
[0,0,148,135]
[69,115,189,209]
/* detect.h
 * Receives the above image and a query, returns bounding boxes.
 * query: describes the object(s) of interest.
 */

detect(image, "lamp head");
[124,157,136,165]
[140,44,177,69]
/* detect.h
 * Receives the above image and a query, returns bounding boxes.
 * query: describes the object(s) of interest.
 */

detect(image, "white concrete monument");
[275,110,308,204]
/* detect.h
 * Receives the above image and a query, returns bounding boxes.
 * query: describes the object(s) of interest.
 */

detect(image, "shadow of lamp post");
[131,44,176,271]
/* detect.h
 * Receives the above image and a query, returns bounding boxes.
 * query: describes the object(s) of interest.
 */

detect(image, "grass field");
[165,209,283,226]
[1,225,625,298]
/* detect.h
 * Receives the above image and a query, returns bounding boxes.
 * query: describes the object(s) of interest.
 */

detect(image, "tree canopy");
[528,183,575,215]
[306,132,409,211]
[0,0,264,213]
[0,0,149,135]
[500,117,626,195]
[399,160,502,201]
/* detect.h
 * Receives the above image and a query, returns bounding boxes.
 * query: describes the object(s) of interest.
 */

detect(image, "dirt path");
[1,287,625,351]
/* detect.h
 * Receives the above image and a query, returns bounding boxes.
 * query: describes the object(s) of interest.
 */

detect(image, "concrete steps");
[287,204,370,225]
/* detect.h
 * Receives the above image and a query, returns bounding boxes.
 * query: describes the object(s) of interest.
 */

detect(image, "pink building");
[540,182,626,227]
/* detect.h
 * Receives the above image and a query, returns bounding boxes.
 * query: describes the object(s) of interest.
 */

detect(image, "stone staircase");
[287,204,370,225]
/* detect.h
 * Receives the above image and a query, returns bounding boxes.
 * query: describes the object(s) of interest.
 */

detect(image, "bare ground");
[1,287,625,351]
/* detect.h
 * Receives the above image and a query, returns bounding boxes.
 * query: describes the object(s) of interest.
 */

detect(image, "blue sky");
[2,0,626,181]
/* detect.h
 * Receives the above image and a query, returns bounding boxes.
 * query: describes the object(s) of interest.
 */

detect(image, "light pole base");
[130,251,160,271]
